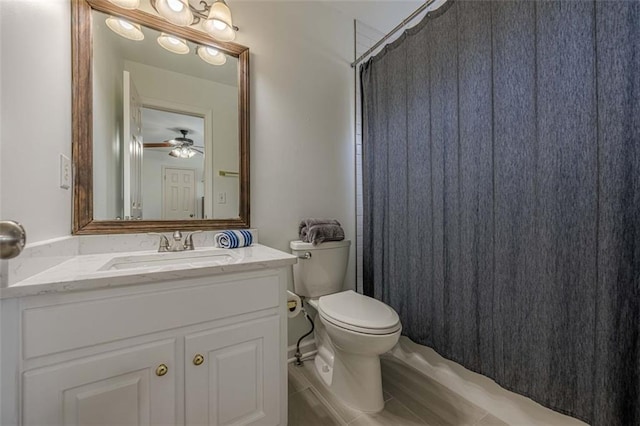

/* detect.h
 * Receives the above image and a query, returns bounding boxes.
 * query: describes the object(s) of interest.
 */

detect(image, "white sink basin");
[99,250,235,271]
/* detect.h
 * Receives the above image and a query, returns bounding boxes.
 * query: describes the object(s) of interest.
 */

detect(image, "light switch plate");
[217,192,227,204]
[59,154,71,189]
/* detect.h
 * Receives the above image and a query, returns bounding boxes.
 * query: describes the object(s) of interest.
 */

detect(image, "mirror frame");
[72,0,250,234]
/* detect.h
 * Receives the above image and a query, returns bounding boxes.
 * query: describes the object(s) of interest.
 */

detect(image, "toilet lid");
[318,290,401,334]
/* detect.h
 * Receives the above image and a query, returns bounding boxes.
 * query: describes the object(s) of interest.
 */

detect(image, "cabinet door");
[23,339,176,426]
[185,316,281,426]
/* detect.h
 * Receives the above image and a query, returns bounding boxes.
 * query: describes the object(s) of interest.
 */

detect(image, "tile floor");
[288,356,509,426]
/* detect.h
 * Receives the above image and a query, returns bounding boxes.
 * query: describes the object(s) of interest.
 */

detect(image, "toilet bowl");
[290,240,402,413]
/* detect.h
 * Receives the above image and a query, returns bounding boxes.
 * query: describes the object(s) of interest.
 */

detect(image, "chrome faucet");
[169,231,186,252]
[149,230,203,252]
[148,233,170,252]
[183,230,203,250]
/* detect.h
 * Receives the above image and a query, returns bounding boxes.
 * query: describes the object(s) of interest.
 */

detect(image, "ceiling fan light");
[157,33,190,54]
[169,146,196,159]
[106,0,140,9]
[196,45,227,66]
[105,16,144,41]
[153,0,193,26]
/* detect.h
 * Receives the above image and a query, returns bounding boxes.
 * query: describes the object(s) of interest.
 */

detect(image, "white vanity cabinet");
[1,267,289,426]
[185,316,281,425]
[23,339,177,425]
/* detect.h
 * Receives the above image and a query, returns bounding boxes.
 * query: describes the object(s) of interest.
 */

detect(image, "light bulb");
[120,20,134,30]
[105,16,144,41]
[213,19,227,30]
[197,45,227,66]
[167,0,184,12]
[157,33,189,54]
[203,0,235,41]
[153,0,193,26]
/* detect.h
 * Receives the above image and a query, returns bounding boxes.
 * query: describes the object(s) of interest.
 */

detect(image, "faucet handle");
[147,232,170,252]
[184,230,203,251]
[172,230,183,241]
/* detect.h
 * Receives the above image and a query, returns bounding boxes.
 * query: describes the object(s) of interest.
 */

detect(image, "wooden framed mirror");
[72,0,249,234]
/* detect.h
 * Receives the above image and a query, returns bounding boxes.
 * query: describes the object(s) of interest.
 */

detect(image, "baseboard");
[287,338,317,363]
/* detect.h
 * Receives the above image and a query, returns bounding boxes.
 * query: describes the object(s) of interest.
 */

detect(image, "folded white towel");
[215,230,253,249]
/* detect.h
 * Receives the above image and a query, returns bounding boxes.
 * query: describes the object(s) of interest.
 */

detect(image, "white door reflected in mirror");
[163,167,196,220]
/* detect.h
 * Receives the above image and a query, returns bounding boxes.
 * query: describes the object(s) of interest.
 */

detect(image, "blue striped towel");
[215,230,253,249]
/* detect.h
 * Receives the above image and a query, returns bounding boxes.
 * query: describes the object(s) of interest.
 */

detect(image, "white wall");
[0,0,72,242]
[354,21,384,294]
[231,2,356,344]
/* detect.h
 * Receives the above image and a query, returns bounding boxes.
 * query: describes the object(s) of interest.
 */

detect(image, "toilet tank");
[290,240,351,298]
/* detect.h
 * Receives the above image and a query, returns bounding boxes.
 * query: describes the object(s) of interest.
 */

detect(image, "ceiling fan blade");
[192,147,204,154]
[144,142,174,148]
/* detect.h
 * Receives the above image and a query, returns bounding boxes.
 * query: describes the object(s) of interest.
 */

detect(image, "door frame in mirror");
[72,0,250,234]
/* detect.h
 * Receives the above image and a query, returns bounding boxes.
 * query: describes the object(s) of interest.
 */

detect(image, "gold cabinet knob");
[155,364,168,377]
[193,354,205,366]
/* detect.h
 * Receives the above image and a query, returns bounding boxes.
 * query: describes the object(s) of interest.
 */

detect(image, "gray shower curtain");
[361,1,639,425]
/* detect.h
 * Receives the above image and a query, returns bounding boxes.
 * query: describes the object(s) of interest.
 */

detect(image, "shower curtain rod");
[350,0,437,68]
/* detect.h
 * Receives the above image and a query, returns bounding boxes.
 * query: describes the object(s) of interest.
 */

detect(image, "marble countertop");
[0,244,297,299]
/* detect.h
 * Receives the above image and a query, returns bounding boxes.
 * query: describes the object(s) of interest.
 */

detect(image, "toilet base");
[325,347,385,413]
[312,313,387,413]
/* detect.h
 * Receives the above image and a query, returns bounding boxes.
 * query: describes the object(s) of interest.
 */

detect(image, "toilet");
[290,240,402,413]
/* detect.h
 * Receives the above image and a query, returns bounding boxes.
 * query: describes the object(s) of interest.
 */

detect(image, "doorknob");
[0,221,26,259]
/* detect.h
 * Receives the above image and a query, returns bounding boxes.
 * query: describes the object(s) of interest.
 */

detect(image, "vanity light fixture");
[196,45,227,66]
[157,33,190,54]
[105,16,144,40]
[201,0,235,42]
[151,0,193,26]
[107,0,140,9]
[107,0,238,42]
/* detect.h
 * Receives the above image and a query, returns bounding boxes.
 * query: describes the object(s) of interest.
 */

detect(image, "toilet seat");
[318,290,401,335]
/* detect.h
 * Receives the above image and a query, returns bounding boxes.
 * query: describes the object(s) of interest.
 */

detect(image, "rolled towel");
[305,223,345,246]
[298,218,341,240]
[215,230,253,249]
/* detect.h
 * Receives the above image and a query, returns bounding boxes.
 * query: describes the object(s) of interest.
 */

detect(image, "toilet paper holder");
[287,290,302,318]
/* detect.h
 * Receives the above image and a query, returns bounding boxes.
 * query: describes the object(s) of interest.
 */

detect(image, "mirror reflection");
[91,9,239,221]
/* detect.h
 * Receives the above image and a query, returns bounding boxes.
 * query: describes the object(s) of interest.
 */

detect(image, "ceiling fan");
[143,129,204,158]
